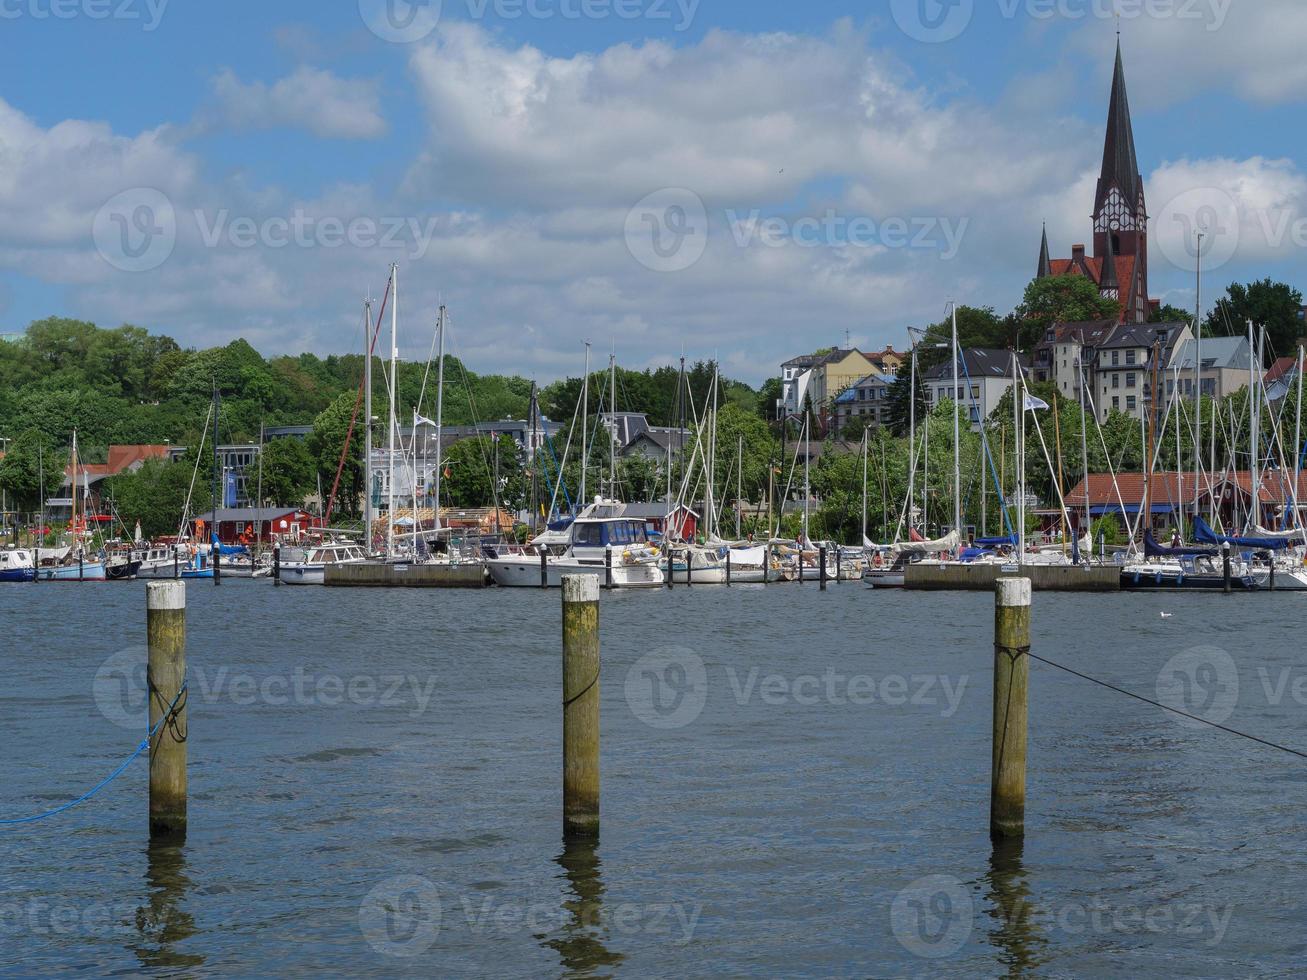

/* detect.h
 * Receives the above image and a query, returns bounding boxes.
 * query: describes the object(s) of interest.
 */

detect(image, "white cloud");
[1070,0,1307,108]
[206,67,386,140]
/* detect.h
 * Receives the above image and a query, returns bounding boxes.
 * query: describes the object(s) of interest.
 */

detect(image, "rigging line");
[1028,652,1307,761]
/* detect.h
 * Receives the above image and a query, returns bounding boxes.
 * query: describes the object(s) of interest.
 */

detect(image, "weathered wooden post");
[173,547,180,580]
[562,575,599,838]
[665,544,673,589]
[78,551,84,581]
[540,549,548,589]
[604,545,613,590]
[684,549,693,587]
[1222,541,1232,594]
[272,543,281,586]
[147,581,188,840]
[991,577,1030,842]
[212,536,221,586]
[819,546,828,591]
[836,548,842,584]
[725,549,732,586]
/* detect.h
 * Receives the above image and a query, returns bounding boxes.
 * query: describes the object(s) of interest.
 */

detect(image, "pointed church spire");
[1096,39,1142,216]
[1037,223,1052,278]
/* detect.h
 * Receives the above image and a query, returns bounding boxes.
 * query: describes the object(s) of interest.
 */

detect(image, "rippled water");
[2,579,1304,976]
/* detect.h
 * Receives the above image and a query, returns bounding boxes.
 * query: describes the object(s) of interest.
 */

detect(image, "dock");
[905,563,1120,592]
[323,563,489,588]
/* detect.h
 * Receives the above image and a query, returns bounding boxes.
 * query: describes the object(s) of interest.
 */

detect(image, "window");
[1112,374,1120,389]
[971,386,980,399]
[1112,396,1120,410]
[1112,351,1120,366]
[1127,396,1137,412]
[1126,373,1136,388]
[1126,350,1137,365]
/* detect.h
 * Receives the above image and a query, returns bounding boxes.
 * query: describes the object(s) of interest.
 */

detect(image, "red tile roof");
[1265,356,1297,385]
[1067,471,1307,507]
[68,444,171,481]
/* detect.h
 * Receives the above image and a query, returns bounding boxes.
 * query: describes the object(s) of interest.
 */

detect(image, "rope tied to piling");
[1028,653,1307,762]
[0,681,189,827]
[563,673,600,709]
[149,682,189,746]
[995,643,1031,666]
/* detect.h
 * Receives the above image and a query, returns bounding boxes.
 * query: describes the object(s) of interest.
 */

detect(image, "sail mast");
[433,305,446,530]
[1248,318,1259,532]
[1295,345,1304,535]
[609,352,617,499]
[951,302,962,539]
[580,343,591,506]
[387,263,398,558]
[861,427,869,546]
[364,297,373,552]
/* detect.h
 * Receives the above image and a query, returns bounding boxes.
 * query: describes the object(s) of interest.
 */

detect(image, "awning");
[1089,503,1176,516]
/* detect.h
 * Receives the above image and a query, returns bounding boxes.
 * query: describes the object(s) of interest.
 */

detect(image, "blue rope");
[0,681,188,827]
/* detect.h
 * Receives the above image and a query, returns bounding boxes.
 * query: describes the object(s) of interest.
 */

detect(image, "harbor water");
[2,581,1305,976]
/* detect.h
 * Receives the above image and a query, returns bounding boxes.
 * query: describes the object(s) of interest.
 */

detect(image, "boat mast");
[609,351,617,499]
[1295,344,1304,535]
[904,343,918,544]
[861,427,869,546]
[433,305,446,531]
[803,416,810,547]
[257,418,264,550]
[212,387,220,551]
[364,297,373,552]
[1078,355,1091,547]
[1248,318,1259,531]
[387,263,398,557]
[1193,232,1203,533]
[580,343,591,507]
[70,429,78,558]
[951,302,962,539]
[1013,353,1023,565]
[737,432,744,539]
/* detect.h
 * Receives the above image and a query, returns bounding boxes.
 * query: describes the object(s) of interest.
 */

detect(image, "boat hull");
[1120,567,1259,591]
[486,557,664,589]
[0,568,35,583]
[38,562,108,581]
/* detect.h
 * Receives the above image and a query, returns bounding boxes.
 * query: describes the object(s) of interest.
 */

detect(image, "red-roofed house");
[49,444,174,519]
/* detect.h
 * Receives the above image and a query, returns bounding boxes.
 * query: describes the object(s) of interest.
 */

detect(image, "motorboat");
[276,540,369,585]
[485,499,664,588]
[0,548,35,583]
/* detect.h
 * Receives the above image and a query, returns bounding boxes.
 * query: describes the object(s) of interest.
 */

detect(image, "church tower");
[1035,40,1154,323]
[1092,40,1147,320]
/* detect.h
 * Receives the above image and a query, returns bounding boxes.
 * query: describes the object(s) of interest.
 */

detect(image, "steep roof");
[1037,224,1052,279]
[1169,337,1253,373]
[1099,322,1187,352]
[1096,40,1143,215]
[924,349,1027,381]
[1035,320,1119,352]
[69,444,171,483]
[1265,356,1299,385]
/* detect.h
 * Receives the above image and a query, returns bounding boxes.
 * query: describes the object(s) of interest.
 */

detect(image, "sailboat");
[39,431,107,581]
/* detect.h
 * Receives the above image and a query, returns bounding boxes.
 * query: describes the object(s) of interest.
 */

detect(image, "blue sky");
[1,0,1304,381]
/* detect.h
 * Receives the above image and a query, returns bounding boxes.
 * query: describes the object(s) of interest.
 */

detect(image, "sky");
[1,0,1305,384]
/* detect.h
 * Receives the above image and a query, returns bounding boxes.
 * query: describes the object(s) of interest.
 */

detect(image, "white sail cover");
[895,529,961,555]
[1253,525,1307,541]
[728,545,768,566]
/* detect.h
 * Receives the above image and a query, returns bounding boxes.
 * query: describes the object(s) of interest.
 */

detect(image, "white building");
[923,349,1028,431]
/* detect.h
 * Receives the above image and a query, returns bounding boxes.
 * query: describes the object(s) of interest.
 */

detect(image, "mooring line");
[0,682,189,827]
[1028,653,1307,761]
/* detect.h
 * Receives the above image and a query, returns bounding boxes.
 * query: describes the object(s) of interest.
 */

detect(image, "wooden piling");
[819,546,828,590]
[272,544,280,586]
[665,545,673,589]
[562,575,600,838]
[213,540,221,586]
[990,577,1030,842]
[1222,542,1232,594]
[173,547,180,580]
[725,549,732,586]
[684,549,692,587]
[604,545,613,590]
[540,549,549,589]
[147,581,187,840]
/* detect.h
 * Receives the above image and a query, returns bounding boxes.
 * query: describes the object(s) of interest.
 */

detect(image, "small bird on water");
[1160,612,1173,619]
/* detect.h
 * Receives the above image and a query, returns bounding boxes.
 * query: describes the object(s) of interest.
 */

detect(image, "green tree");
[310,392,364,516]
[1204,279,1305,363]
[884,369,928,437]
[0,430,65,511]
[258,437,315,508]
[1150,304,1193,324]
[103,456,199,540]
[1015,275,1122,349]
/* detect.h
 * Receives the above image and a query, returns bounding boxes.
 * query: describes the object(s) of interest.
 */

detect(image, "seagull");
[1160,612,1173,619]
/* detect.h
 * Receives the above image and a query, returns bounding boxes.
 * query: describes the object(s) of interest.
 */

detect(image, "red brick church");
[1036,41,1158,324]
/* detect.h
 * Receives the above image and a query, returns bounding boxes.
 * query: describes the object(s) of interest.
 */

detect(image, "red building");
[191,508,323,545]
